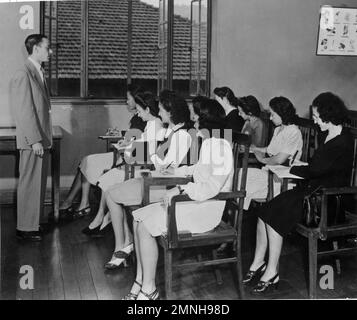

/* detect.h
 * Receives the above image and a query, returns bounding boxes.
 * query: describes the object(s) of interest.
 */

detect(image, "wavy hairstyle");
[269,96,297,125]
[159,90,193,127]
[198,99,226,133]
[238,95,261,117]
[312,92,348,125]
[134,92,159,117]
[213,86,239,107]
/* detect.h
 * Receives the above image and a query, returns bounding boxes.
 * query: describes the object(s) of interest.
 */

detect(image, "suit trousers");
[17,149,49,231]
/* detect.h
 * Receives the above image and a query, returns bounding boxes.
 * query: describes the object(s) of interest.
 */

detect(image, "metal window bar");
[81,1,88,98]
[127,0,133,85]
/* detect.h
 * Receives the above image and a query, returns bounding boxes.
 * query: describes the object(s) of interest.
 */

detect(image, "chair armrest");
[316,188,357,240]
[321,186,357,195]
[141,174,193,206]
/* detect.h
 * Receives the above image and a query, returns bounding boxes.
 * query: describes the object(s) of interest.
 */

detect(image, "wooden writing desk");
[0,126,63,222]
[98,135,123,152]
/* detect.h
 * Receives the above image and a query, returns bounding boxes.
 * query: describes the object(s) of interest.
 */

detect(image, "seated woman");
[238,95,266,147]
[123,98,233,300]
[79,92,165,234]
[102,91,194,268]
[59,84,146,217]
[189,95,210,129]
[244,92,354,294]
[241,96,303,210]
[214,86,244,133]
[60,91,164,222]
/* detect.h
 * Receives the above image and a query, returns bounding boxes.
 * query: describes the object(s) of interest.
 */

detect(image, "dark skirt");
[255,188,305,237]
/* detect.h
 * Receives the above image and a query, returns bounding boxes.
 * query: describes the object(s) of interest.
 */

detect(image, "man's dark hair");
[312,92,348,125]
[25,34,48,55]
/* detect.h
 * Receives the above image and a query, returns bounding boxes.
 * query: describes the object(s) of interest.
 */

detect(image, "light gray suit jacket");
[10,59,52,150]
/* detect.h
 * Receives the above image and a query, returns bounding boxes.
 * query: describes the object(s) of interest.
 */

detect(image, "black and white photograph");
[0,0,357,303]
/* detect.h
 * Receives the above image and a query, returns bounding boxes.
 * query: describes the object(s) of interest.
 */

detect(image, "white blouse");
[266,124,303,160]
[174,137,234,201]
[150,123,192,170]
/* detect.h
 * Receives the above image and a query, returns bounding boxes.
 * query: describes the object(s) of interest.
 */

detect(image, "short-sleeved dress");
[132,137,234,237]
[256,130,354,236]
[240,124,303,210]
[79,117,164,186]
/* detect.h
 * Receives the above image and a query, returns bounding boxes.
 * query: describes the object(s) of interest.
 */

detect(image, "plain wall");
[211,0,357,116]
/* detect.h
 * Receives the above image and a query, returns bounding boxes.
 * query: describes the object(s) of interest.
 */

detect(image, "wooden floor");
[2,204,357,300]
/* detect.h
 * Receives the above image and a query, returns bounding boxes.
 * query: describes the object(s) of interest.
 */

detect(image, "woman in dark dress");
[244,92,354,294]
[214,86,244,133]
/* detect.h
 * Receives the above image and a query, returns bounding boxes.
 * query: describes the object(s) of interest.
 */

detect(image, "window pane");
[87,0,128,98]
[189,0,208,96]
[173,0,191,97]
[48,0,81,97]
[158,0,168,93]
[131,0,159,95]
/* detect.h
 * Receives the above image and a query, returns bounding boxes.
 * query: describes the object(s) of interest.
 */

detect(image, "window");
[159,0,211,97]
[41,0,211,99]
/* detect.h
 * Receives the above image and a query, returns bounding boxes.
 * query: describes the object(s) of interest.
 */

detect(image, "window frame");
[40,0,212,100]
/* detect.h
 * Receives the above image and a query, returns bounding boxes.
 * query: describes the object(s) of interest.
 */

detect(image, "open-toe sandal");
[137,288,159,300]
[122,280,142,300]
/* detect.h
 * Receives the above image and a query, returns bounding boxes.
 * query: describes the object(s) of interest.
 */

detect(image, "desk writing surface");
[265,165,305,180]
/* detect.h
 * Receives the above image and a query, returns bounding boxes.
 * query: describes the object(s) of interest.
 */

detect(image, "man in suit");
[10,34,53,241]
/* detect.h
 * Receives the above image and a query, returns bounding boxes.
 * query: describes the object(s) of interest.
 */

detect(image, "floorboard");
[2,205,357,300]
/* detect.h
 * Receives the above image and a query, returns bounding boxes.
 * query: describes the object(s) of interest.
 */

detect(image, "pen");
[165,161,174,170]
[290,150,298,166]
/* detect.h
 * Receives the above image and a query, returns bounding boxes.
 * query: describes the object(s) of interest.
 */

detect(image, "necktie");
[40,67,49,94]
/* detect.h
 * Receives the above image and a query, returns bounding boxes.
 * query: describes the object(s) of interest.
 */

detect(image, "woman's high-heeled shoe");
[251,273,279,294]
[104,243,134,270]
[137,288,159,300]
[82,225,101,236]
[73,206,91,219]
[122,280,142,300]
[242,262,267,285]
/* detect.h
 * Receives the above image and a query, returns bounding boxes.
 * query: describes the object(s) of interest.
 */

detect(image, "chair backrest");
[345,110,357,129]
[259,111,274,147]
[231,132,251,228]
[350,128,357,187]
[295,117,319,162]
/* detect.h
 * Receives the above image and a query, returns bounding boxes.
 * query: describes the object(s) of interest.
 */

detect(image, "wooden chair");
[153,133,251,299]
[295,127,357,299]
[345,110,357,129]
[295,117,319,162]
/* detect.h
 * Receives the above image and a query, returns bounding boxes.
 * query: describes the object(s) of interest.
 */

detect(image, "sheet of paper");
[265,165,305,179]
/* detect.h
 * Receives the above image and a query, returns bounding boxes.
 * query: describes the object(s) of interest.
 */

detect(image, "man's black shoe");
[16,230,43,242]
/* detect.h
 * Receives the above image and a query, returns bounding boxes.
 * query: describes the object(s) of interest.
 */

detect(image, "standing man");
[10,34,53,241]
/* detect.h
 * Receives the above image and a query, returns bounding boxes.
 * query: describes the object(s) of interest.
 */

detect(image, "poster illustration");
[317,6,357,56]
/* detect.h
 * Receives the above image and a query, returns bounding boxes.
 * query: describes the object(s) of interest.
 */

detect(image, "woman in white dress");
[103,91,194,268]
[241,96,303,210]
[78,92,164,233]
[122,99,233,300]
[59,91,163,219]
